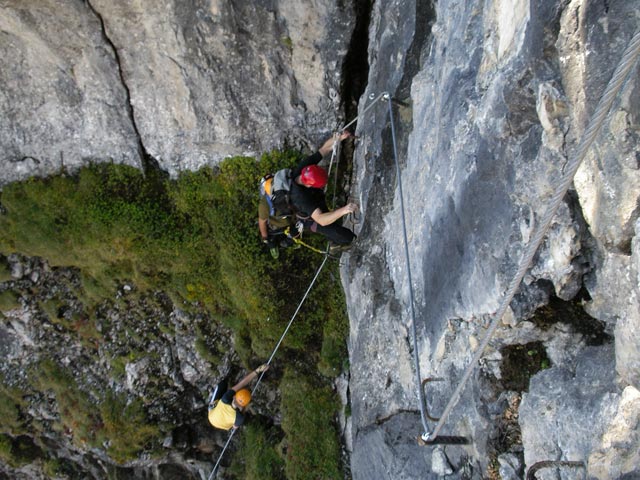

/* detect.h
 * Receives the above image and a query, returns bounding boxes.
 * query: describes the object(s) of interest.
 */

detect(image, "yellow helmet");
[262,177,273,196]
[235,389,251,407]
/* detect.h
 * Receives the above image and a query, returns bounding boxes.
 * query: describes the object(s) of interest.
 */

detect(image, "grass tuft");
[280,369,343,479]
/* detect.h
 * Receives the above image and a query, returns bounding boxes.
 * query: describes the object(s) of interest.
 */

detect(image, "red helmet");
[300,165,328,188]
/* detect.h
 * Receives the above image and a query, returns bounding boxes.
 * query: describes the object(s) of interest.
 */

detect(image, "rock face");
[0,253,236,479]
[0,0,353,182]
[0,1,142,183]
[2,0,640,479]
[343,0,640,478]
[519,345,640,480]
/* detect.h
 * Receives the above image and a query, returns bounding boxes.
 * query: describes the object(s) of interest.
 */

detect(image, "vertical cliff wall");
[343,0,639,478]
[0,0,353,183]
[1,0,639,478]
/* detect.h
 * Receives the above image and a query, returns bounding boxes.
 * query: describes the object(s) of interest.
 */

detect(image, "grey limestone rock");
[588,385,640,480]
[585,218,640,387]
[344,0,640,478]
[1,0,640,477]
[497,452,523,480]
[0,0,353,182]
[0,0,142,185]
[519,344,637,480]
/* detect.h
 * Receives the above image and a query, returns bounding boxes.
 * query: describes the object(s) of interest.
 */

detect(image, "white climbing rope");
[424,28,640,442]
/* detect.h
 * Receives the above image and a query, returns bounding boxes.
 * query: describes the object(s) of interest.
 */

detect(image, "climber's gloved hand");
[255,364,269,374]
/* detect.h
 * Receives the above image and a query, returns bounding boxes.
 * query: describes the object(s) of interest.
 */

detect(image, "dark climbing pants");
[303,219,356,245]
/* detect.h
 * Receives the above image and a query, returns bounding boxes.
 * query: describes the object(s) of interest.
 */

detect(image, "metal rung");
[526,460,585,479]
[421,377,444,421]
[418,434,469,446]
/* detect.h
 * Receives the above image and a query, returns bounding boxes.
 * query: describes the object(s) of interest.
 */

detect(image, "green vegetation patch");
[0,150,352,472]
[0,290,20,313]
[195,323,222,365]
[109,351,144,379]
[99,392,159,463]
[31,359,157,461]
[499,342,550,392]
[0,434,43,468]
[280,369,343,479]
[38,298,100,350]
[0,382,27,435]
[230,420,285,480]
[316,284,349,377]
[31,359,102,447]
[0,258,11,283]
[0,154,349,373]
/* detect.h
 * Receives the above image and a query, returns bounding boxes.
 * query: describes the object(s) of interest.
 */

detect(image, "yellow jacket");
[208,401,237,430]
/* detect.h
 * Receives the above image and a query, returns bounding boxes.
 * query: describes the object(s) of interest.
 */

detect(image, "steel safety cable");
[326,132,342,210]
[209,89,392,478]
[326,131,341,187]
[342,91,389,132]
[207,254,329,479]
[425,28,640,442]
[385,93,432,434]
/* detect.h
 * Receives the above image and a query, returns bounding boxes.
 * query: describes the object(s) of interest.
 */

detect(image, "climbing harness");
[283,226,334,257]
[420,29,640,444]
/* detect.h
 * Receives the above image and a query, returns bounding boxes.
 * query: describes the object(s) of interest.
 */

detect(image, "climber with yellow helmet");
[207,364,269,431]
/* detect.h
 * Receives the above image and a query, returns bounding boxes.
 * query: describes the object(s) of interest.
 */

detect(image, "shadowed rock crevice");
[85,0,160,170]
[340,0,373,123]
[374,408,421,426]
[528,289,611,346]
[499,341,550,392]
[396,0,436,103]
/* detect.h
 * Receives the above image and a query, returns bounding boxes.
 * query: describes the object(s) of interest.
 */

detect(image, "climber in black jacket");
[289,132,358,247]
